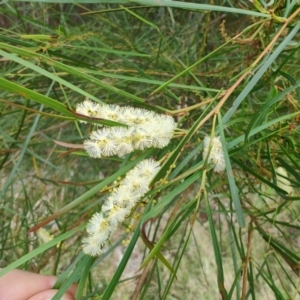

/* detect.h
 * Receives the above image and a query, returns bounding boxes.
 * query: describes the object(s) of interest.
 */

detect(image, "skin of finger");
[0,269,77,300]
[28,289,74,300]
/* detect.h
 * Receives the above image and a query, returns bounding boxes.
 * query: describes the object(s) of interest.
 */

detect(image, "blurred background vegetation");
[1,1,300,299]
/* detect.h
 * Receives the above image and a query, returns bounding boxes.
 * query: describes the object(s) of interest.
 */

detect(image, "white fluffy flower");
[110,127,134,157]
[105,204,131,226]
[135,158,161,178]
[77,100,177,158]
[212,151,225,173]
[122,174,151,195]
[89,128,118,157]
[276,167,293,194]
[86,212,114,236]
[146,115,177,148]
[101,104,122,121]
[132,127,152,150]
[83,140,102,158]
[110,186,141,208]
[203,136,225,172]
[76,99,100,119]
[82,159,161,256]
[82,235,103,256]
[117,106,156,126]
[117,106,139,125]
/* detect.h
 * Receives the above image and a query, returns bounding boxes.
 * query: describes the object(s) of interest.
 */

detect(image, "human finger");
[0,269,77,300]
[28,289,74,300]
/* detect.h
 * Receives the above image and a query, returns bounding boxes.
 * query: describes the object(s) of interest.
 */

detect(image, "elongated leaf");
[0,49,103,103]
[0,42,145,103]
[12,0,270,18]
[218,113,245,227]
[228,111,300,149]
[204,189,228,298]
[0,77,73,116]
[0,77,126,127]
[101,224,140,300]
[52,257,91,300]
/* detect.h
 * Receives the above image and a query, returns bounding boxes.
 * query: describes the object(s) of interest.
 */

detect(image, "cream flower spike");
[82,159,161,256]
[76,99,100,119]
[78,100,177,158]
[203,136,225,172]
[276,167,294,195]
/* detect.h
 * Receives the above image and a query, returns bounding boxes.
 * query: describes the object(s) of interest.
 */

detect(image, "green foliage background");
[1,1,300,299]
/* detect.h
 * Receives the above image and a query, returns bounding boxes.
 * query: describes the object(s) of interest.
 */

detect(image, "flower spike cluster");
[82,159,161,256]
[76,99,177,158]
[202,136,225,172]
